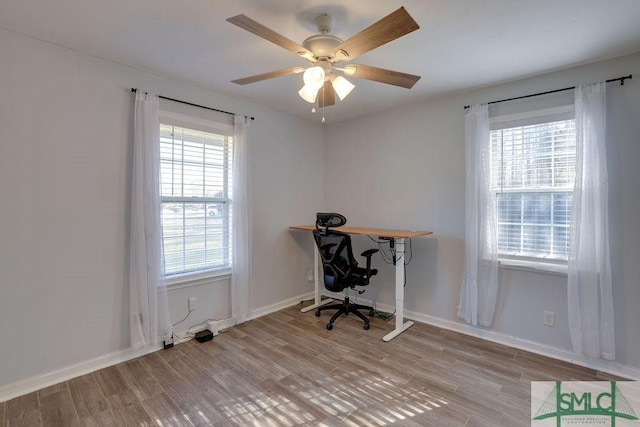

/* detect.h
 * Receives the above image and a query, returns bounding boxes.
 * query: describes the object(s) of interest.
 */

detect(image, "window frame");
[158,111,234,285]
[489,105,575,274]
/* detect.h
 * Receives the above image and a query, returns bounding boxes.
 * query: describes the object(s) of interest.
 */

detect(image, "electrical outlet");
[307,270,314,282]
[543,310,555,327]
[188,297,197,312]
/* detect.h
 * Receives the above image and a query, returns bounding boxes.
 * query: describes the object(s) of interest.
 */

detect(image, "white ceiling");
[2,0,640,123]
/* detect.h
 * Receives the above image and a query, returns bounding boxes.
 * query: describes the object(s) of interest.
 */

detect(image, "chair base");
[315,296,374,330]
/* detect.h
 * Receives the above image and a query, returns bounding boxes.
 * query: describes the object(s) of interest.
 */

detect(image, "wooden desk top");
[289,224,433,239]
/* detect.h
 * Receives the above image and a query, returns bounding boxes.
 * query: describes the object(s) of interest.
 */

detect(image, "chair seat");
[354,267,378,277]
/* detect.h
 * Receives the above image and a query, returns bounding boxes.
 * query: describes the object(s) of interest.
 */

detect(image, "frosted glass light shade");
[331,76,355,100]
[303,66,325,90]
[298,84,318,103]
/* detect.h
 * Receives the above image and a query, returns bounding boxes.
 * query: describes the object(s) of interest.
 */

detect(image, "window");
[159,118,233,278]
[490,111,576,264]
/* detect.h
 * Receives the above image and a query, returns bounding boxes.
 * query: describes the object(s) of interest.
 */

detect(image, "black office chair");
[313,213,379,330]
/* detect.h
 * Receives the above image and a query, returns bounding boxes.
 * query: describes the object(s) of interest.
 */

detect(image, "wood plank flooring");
[1,302,623,426]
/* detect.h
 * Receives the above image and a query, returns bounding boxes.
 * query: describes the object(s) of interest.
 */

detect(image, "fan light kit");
[226,7,421,121]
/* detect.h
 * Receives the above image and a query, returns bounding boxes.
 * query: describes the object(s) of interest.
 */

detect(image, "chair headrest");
[316,213,347,231]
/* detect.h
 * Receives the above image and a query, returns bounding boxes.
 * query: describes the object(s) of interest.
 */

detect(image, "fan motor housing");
[302,34,343,60]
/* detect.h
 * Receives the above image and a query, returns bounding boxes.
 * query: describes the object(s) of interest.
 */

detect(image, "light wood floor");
[2,302,622,426]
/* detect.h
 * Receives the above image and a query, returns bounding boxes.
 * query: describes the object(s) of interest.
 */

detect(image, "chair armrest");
[360,248,379,258]
[360,248,379,278]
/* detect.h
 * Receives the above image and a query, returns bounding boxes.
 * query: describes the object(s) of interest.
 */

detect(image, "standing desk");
[289,225,433,342]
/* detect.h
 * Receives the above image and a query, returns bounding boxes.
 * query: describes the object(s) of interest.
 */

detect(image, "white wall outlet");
[307,270,314,282]
[543,310,555,327]
[188,297,197,312]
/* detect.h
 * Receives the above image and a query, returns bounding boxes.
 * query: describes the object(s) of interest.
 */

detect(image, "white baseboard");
[247,292,315,320]
[206,292,316,335]
[366,299,640,381]
[4,291,638,403]
[0,345,160,403]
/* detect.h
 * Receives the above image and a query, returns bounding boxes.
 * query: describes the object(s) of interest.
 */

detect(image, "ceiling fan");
[226,7,421,110]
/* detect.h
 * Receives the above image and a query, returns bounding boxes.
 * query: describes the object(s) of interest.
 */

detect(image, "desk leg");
[383,238,414,341]
[301,241,333,313]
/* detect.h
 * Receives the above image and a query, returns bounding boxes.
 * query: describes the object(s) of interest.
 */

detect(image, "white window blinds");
[159,122,233,277]
[490,117,576,261]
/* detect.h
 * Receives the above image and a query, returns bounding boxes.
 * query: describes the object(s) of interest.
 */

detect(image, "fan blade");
[232,67,304,85]
[332,7,419,62]
[318,80,335,108]
[348,64,421,89]
[227,14,314,59]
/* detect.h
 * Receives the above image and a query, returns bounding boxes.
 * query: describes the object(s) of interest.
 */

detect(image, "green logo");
[532,381,639,426]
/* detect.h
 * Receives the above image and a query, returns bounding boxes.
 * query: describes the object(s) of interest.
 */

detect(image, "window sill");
[499,258,567,276]
[164,267,231,290]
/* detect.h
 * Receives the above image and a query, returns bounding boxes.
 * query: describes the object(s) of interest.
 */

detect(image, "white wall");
[0,28,323,394]
[324,52,640,372]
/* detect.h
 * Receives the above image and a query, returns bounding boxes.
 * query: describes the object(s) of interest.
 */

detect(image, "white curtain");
[231,115,251,322]
[129,91,171,350]
[568,82,615,360]
[458,104,499,327]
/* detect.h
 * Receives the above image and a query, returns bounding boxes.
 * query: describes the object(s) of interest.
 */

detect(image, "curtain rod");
[463,74,632,110]
[131,88,255,120]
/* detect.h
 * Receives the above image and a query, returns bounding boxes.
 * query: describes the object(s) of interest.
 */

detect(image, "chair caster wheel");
[326,323,333,330]
[315,310,321,317]
[364,323,370,330]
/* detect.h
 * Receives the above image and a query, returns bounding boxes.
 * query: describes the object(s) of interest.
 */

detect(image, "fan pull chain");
[321,84,326,123]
